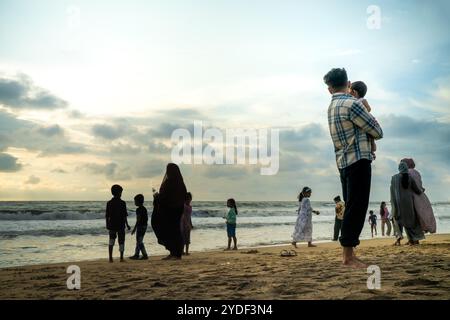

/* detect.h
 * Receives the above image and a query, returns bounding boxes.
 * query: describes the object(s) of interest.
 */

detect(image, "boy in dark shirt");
[130,194,149,260]
[106,184,131,262]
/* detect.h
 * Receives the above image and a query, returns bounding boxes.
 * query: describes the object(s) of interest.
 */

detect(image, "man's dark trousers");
[339,159,372,247]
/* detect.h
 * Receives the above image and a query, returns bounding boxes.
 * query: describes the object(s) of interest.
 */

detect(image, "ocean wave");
[0,219,336,239]
[0,211,106,221]
[0,208,332,221]
[1,200,448,221]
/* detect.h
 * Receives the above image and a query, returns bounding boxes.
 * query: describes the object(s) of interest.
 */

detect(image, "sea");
[1,201,449,268]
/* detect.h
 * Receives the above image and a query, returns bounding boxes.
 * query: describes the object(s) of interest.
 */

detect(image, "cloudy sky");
[0,0,449,201]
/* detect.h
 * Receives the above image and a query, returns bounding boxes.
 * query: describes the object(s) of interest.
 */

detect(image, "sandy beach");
[0,234,449,300]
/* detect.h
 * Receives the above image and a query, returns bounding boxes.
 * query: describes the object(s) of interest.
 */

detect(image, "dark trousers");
[134,226,148,257]
[339,159,372,247]
[333,218,343,241]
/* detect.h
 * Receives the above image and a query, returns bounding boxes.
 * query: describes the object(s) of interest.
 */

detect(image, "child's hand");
[361,99,371,112]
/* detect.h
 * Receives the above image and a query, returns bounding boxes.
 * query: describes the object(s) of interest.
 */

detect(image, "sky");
[0,0,449,201]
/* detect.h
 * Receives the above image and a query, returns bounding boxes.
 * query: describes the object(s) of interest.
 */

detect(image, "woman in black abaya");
[151,163,187,260]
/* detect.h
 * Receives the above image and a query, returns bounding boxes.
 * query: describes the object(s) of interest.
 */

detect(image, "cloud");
[0,109,86,156]
[51,168,68,174]
[110,143,142,155]
[0,153,22,172]
[148,122,192,139]
[68,109,85,118]
[279,124,329,153]
[38,144,86,156]
[202,165,259,179]
[25,175,40,184]
[79,162,132,181]
[37,124,64,137]
[379,115,450,166]
[0,74,68,110]
[92,124,125,140]
[134,161,166,178]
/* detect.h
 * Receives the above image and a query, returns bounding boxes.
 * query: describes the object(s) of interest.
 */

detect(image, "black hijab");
[158,163,187,208]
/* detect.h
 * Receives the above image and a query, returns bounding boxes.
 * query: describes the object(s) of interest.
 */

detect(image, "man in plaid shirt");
[324,68,383,268]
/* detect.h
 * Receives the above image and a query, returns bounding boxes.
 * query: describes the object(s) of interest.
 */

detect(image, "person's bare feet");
[308,243,317,247]
[291,241,297,248]
[342,257,367,269]
[351,248,364,262]
[342,247,367,268]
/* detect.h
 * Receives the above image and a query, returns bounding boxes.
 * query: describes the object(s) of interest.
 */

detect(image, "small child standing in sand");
[368,210,378,238]
[349,81,377,159]
[181,192,193,255]
[333,195,345,241]
[129,194,149,260]
[223,198,238,250]
[292,187,320,248]
[105,184,131,263]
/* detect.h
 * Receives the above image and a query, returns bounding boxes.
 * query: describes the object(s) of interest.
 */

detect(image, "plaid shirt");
[327,93,383,169]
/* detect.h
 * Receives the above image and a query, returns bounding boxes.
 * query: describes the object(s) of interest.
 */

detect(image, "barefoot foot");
[342,257,368,269]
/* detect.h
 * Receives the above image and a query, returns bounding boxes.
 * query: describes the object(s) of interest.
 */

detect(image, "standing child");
[349,81,377,159]
[105,184,131,262]
[223,198,238,251]
[181,192,193,255]
[129,194,149,260]
[379,201,392,237]
[333,195,345,241]
[292,187,320,248]
[368,210,378,238]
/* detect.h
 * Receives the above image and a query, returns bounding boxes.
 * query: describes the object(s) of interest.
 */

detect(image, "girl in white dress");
[292,187,320,248]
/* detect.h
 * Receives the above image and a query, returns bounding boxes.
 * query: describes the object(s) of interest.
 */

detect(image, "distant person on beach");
[401,158,436,234]
[151,163,187,260]
[181,192,193,255]
[368,210,377,237]
[223,198,238,250]
[379,201,392,236]
[129,194,149,260]
[292,187,320,248]
[333,196,345,241]
[324,68,383,268]
[105,184,131,263]
[349,81,377,159]
[390,161,425,246]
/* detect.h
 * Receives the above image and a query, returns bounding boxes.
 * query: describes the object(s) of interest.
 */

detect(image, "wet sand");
[0,234,449,300]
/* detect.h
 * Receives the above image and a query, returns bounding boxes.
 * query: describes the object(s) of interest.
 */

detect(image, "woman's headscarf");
[159,163,187,208]
[398,161,410,189]
[398,161,409,174]
[401,158,415,169]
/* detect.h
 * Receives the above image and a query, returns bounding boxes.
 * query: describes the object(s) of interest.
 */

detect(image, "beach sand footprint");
[395,278,440,287]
